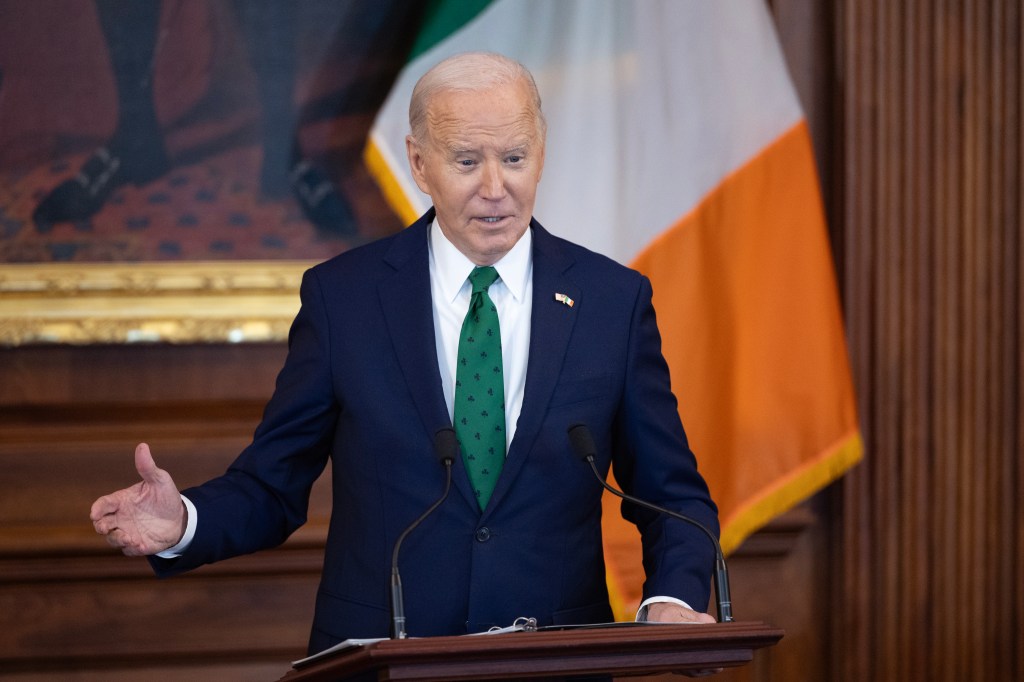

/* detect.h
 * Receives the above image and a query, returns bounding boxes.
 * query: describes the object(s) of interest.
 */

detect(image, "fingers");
[134,442,179,498]
[94,495,155,556]
[89,493,119,523]
[672,609,706,623]
[134,442,160,483]
[91,487,133,535]
[102,526,147,557]
[646,602,717,624]
[92,444,160,525]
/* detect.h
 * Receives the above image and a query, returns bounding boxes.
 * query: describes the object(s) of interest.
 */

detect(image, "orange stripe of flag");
[603,121,862,617]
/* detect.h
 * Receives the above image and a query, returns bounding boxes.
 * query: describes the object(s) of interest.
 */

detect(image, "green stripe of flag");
[408,0,495,61]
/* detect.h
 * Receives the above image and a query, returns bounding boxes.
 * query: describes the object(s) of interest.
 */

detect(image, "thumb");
[134,443,162,484]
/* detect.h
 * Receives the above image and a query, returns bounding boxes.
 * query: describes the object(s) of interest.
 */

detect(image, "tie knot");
[469,266,500,293]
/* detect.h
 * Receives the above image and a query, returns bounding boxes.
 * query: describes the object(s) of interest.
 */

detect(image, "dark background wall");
[1,1,1020,679]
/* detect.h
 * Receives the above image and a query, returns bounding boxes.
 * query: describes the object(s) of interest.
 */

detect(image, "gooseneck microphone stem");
[390,467,452,639]
[390,428,458,639]
[567,424,733,623]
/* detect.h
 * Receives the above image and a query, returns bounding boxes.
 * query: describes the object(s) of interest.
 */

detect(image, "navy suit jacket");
[151,209,718,654]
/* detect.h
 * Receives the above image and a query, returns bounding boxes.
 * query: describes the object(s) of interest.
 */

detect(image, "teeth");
[483,217,501,223]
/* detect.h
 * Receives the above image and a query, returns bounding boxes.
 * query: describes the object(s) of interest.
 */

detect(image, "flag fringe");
[719,431,863,555]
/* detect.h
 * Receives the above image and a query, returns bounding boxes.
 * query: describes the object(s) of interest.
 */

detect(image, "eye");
[506,155,523,164]
[458,159,476,167]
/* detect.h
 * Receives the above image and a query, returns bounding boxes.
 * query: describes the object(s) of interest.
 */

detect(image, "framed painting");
[0,1,425,345]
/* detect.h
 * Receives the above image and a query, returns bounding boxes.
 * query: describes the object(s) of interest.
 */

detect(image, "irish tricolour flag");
[366,0,862,617]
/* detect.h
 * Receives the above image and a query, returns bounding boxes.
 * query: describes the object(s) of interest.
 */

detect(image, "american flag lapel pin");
[554,292,575,308]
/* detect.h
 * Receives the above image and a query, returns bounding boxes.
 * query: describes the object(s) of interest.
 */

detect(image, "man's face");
[406,80,545,266]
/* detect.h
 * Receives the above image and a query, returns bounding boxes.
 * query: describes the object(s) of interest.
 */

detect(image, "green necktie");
[454,266,506,510]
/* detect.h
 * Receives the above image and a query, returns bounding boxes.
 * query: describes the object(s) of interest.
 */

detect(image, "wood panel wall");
[0,345,329,680]
[1,1,1021,680]
[831,1,1023,680]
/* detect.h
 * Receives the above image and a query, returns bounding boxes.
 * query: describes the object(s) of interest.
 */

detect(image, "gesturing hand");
[90,443,186,556]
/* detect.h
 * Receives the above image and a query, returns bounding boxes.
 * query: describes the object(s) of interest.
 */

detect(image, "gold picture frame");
[0,261,312,346]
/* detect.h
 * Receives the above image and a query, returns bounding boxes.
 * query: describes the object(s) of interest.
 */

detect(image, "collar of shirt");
[428,220,533,303]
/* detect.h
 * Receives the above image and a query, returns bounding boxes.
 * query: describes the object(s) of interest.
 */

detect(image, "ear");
[536,141,546,184]
[406,135,432,196]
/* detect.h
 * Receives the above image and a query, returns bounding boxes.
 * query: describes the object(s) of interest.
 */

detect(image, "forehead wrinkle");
[425,106,542,153]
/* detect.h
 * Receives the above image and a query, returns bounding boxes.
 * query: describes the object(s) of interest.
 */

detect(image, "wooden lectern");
[278,621,783,681]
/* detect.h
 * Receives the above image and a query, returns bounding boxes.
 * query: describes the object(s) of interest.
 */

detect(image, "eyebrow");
[444,142,532,156]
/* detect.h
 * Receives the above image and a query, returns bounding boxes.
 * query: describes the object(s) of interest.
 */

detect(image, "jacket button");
[475,527,491,542]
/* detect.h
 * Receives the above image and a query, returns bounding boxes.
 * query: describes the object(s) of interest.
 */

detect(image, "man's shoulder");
[533,222,644,286]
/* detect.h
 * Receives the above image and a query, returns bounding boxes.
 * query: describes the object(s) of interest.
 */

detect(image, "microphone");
[390,427,458,639]
[566,424,733,623]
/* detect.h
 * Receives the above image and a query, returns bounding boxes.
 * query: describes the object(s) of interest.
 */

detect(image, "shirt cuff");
[155,494,197,559]
[635,595,693,622]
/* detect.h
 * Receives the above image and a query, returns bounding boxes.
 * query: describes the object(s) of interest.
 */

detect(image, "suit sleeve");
[150,269,338,576]
[611,275,719,611]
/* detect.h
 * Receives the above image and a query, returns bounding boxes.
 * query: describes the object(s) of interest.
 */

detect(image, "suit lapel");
[378,212,451,445]
[483,221,579,516]
[378,210,479,511]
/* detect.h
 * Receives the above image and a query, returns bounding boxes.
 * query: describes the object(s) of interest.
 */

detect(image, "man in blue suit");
[91,51,719,654]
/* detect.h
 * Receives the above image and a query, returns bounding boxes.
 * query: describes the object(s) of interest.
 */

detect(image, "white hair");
[408,51,546,142]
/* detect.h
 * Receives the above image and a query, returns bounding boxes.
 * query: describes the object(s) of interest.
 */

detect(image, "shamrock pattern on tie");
[454,266,505,510]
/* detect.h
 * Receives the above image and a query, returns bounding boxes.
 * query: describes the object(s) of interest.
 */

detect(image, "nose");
[479,160,507,200]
